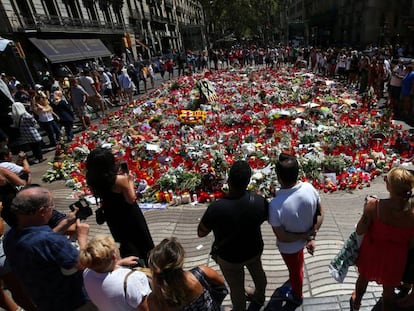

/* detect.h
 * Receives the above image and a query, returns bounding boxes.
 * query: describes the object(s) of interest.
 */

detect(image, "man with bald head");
[3,186,97,310]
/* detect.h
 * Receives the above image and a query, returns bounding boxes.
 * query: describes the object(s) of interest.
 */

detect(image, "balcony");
[131,9,142,20]
[142,11,152,21]
[19,14,125,34]
[151,14,168,24]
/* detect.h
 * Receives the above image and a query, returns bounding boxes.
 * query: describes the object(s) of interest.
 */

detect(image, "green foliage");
[322,155,353,174]
[170,81,180,91]
[200,0,279,40]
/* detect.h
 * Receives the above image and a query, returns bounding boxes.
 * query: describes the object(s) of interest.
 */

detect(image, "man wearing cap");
[3,186,97,311]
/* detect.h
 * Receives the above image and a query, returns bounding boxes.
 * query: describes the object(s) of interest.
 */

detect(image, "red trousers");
[281,249,304,298]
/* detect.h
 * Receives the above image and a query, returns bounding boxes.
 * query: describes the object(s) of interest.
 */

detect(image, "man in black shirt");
[198,160,268,311]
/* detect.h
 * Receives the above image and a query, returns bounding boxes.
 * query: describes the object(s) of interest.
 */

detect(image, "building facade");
[0,0,206,84]
[282,0,414,51]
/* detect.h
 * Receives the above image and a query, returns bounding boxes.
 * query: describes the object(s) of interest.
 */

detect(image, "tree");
[199,0,279,41]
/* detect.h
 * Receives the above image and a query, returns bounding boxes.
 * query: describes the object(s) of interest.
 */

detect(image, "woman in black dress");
[86,148,154,265]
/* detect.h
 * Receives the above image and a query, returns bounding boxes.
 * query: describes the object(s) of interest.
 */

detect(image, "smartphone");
[69,198,93,220]
[120,161,129,174]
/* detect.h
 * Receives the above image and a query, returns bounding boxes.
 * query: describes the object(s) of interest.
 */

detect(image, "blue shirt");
[4,225,88,311]
[401,71,414,96]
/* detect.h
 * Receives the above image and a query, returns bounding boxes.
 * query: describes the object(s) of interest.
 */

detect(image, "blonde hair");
[387,167,414,210]
[79,235,119,273]
[148,237,187,307]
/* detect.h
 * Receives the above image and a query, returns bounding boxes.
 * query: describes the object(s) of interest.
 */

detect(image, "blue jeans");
[39,120,61,146]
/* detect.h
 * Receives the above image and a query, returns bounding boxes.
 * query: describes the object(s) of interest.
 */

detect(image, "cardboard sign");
[197,79,217,102]
[178,110,207,124]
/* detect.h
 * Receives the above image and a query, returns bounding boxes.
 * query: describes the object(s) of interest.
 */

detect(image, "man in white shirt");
[97,67,114,104]
[78,69,105,117]
[269,153,324,307]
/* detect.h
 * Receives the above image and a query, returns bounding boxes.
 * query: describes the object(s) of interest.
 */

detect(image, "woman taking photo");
[148,237,227,311]
[85,148,154,265]
[80,235,151,311]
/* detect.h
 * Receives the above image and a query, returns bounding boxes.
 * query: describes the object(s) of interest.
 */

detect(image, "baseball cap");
[34,84,43,91]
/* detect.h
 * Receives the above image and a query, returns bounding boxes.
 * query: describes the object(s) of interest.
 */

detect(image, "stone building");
[282,0,414,52]
[0,0,206,84]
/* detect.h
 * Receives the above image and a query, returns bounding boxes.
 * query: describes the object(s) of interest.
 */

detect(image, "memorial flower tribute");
[43,67,414,203]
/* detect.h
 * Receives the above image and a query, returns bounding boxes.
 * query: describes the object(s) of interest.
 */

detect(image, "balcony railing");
[16,14,125,33]
[142,11,152,20]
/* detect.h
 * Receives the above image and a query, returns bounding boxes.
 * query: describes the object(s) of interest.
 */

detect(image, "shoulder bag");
[190,266,228,307]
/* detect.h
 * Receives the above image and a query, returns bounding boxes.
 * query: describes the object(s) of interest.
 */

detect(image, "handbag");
[328,230,364,283]
[190,266,228,306]
[95,206,106,225]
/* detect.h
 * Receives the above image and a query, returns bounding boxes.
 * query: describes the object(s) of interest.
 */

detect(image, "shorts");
[87,95,103,110]
[73,104,89,117]
[103,88,113,97]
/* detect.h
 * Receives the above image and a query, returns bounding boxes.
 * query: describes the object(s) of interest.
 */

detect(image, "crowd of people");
[0,43,413,160]
[0,42,414,310]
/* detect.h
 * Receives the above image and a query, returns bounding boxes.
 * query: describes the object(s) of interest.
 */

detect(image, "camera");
[69,198,93,220]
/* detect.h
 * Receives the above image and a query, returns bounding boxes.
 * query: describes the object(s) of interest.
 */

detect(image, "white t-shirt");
[0,162,23,175]
[78,75,96,96]
[83,267,151,311]
[269,182,320,254]
[38,110,54,122]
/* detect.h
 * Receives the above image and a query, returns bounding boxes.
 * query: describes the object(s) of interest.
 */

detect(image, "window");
[14,0,35,24]
[43,0,58,16]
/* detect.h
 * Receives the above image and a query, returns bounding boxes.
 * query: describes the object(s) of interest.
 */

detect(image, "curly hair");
[148,237,187,307]
[79,235,119,273]
[85,148,117,198]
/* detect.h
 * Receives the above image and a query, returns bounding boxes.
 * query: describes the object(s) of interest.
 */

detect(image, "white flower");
[252,172,264,181]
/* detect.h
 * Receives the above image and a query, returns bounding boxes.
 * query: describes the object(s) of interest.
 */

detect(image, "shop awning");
[0,38,13,52]
[29,38,112,63]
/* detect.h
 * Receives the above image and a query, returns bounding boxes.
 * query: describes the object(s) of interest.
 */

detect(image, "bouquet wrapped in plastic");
[329,231,364,283]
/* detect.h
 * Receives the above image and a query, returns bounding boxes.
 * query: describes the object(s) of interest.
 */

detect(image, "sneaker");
[285,293,303,307]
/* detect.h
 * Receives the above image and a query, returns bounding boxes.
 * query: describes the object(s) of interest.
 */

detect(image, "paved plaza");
[19,76,413,310]
[27,148,402,311]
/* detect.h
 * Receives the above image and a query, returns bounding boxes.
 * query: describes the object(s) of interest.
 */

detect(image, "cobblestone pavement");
[27,151,404,311]
[23,77,413,310]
